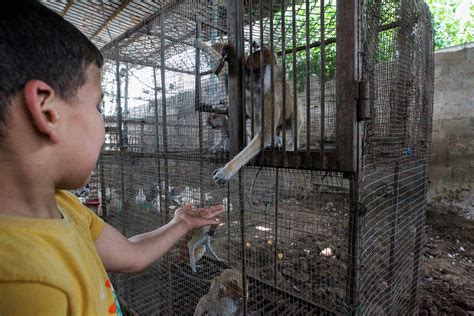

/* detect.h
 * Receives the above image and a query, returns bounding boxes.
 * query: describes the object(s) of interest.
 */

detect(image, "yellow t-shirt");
[0,190,121,315]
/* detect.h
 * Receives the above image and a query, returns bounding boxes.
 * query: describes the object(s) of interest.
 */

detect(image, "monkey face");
[244,46,278,97]
[207,113,228,130]
[212,269,245,300]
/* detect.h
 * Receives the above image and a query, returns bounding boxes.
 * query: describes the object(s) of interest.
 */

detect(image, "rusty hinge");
[357,79,371,121]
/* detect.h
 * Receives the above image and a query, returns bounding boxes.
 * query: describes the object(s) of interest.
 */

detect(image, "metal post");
[159,12,172,316]
[195,18,204,206]
[114,41,130,306]
[123,63,129,149]
[259,0,265,154]
[319,0,326,167]
[160,15,170,222]
[227,0,244,158]
[336,0,360,172]
[249,0,255,141]
[337,0,363,313]
[305,0,311,158]
[228,0,246,313]
[114,43,125,222]
[270,1,275,150]
[410,162,427,313]
[273,168,279,287]
[280,0,287,150]
[291,0,297,154]
[99,155,107,219]
[346,173,361,315]
[152,66,163,222]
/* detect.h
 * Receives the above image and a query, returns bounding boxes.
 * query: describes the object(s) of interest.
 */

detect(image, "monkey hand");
[173,204,224,231]
[210,142,225,153]
[213,167,233,185]
[222,44,232,57]
[274,136,283,150]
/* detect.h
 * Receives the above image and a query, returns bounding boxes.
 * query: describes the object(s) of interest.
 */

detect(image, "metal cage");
[62,0,434,314]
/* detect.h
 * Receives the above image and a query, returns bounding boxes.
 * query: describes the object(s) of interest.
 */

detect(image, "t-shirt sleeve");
[0,282,68,315]
[56,190,105,241]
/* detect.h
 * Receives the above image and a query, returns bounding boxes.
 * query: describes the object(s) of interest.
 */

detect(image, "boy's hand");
[172,203,224,231]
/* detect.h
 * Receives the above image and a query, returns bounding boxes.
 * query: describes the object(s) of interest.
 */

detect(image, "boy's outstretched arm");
[94,204,224,273]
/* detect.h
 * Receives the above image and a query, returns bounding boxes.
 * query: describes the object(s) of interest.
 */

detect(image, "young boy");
[0,1,223,315]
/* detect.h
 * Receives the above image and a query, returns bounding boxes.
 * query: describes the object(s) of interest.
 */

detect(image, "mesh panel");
[359,0,434,314]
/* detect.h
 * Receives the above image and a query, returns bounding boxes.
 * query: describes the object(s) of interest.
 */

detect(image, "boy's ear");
[23,80,61,143]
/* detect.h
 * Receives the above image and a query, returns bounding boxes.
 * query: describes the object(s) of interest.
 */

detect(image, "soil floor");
[419,203,474,315]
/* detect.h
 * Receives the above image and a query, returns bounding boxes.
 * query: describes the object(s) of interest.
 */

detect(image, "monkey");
[179,224,223,273]
[106,189,122,216]
[207,113,253,153]
[207,113,230,152]
[194,269,247,316]
[213,44,305,184]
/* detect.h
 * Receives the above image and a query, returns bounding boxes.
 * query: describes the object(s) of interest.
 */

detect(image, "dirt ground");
[419,203,474,315]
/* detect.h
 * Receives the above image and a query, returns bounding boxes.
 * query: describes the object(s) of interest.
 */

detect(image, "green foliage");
[425,0,474,49]
[264,0,337,91]
[260,0,472,89]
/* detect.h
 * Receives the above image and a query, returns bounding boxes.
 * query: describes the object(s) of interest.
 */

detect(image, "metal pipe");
[249,0,255,141]
[114,41,130,307]
[270,0,275,150]
[98,155,107,218]
[227,0,244,158]
[259,0,265,154]
[345,173,361,315]
[152,66,163,221]
[159,14,170,221]
[159,14,172,314]
[280,0,287,151]
[292,0,297,154]
[123,63,129,149]
[305,0,311,158]
[320,0,326,166]
[273,168,279,287]
[195,17,205,206]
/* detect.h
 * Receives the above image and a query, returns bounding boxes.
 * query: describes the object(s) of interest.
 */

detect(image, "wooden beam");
[61,0,73,17]
[92,0,132,39]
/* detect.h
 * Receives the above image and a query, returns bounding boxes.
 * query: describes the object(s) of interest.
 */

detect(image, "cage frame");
[90,0,434,314]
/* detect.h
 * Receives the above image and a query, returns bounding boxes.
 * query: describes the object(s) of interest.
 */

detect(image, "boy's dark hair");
[0,0,104,137]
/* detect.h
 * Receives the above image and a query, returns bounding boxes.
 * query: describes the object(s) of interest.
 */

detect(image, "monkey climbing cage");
[86,0,433,314]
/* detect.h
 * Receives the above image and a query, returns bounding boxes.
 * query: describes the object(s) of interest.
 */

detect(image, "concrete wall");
[429,43,474,216]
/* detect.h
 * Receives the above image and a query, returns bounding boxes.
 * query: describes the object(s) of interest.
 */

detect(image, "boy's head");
[0,0,105,189]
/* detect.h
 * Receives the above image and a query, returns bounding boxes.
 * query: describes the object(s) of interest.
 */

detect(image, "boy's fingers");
[180,203,192,211]
[195,205,224,218]
[209,204,224,210]
[203,217,221,226]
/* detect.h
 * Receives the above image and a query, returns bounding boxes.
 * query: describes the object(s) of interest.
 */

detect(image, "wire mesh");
[358,0,434,314]
[60,0,436,314]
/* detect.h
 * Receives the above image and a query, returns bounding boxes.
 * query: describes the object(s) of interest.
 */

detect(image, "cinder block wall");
[429,43,474,214]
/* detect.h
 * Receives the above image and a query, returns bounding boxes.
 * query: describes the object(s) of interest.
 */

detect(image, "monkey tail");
[246,166,263,201]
